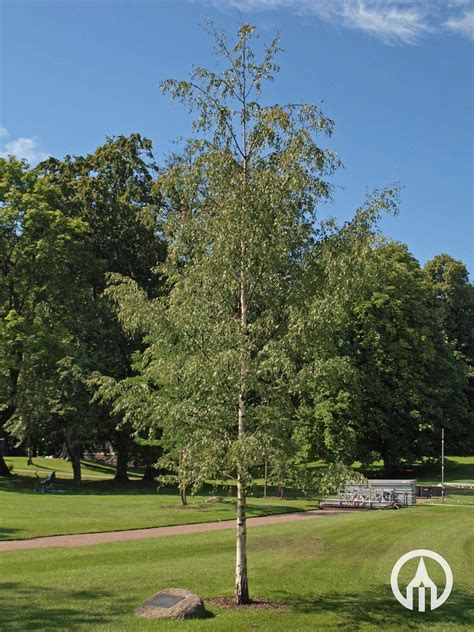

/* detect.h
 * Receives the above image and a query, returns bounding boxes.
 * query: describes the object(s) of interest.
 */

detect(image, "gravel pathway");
[0,509,353,552]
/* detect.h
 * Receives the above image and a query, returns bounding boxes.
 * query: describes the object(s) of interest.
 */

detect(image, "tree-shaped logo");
[391,549,453,611]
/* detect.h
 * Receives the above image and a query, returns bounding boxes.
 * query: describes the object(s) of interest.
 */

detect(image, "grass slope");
[1,455,472,540]
[2,505,473,631]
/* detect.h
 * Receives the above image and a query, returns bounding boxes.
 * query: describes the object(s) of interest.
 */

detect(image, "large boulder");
[135,588,206,620]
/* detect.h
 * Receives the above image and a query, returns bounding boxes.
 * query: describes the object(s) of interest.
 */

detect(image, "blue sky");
[1,0,473,271]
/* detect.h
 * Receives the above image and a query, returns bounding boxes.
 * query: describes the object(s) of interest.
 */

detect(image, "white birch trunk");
[235,40,250,605]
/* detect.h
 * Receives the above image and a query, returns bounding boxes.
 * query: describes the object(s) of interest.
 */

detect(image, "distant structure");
[321,479,416,510]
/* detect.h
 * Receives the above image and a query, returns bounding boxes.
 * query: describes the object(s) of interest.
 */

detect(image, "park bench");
[35,471,57,493]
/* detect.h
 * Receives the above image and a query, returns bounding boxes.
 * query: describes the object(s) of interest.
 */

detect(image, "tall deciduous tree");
[424,254,474,358]
[103,23,339,603]
[41,135,165,480]
[0,157,90,476]
[298,239,469,471]
[424,254,474,449]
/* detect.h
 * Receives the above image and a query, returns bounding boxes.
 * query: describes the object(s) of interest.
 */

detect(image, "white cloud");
[0,130,49,164]
[202,0,474,45]
[445,9,474,39]
[337,2,434,45]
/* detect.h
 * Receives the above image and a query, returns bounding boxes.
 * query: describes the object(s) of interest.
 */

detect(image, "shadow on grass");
[1,582,215,629]
[0,475,308,508]
[0,474,156,496]
[23,462,58,473]
[274,588,474,630]
[79,460,142,477]
[1,583,135,631]
[0,528,20,539]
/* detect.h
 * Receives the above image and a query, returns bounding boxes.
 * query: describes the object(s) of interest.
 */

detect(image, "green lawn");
[0,474,312,541]
[2,454,473,540]
[2,504,473,631]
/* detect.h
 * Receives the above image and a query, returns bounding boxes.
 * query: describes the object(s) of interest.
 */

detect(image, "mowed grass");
[0,474,312,541]
[1,455,473,540]
[1,505,473,631]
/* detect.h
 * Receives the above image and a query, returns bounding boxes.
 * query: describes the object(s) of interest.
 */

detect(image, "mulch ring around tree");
[207,596,288,611]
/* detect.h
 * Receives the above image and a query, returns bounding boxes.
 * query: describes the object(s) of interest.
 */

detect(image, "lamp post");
[441,427,445,504]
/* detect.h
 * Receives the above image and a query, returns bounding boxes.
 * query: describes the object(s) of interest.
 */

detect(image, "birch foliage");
[106,24,340,487]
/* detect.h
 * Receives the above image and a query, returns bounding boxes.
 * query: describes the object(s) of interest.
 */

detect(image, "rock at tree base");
[135,588,206,620]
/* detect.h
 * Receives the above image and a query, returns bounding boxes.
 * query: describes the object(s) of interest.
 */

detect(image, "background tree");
[424,254,474,451]
[40,134,166,480]
[0,157,90,476]
[297,237,469,472]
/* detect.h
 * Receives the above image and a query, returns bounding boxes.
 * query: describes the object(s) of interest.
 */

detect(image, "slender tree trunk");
[236,239,250,604]
[27,444,33,466]
[66,441,82,486]
[236,469,249,603]
[59,442,69,460]
[263,457,268,498]
[236,216,250,604]
[179,483,187,507]
[178,449,188,506]
[235,41,250,605]
[114,431,130,482]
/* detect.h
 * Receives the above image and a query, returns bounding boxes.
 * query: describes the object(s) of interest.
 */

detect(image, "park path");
[0,509,354,553]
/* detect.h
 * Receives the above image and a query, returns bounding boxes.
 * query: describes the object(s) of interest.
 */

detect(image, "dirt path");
[0,509,355,552]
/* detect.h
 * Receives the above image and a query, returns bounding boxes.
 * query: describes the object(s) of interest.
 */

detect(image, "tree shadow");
[0,527,20,539]
[0,472,309,504]
[274,587,474,630]
[0,474,155,496]
[25,463,57,473]
[1,582,215,628]
[0,582,134,631]
[0,475,38,494]
[79,460,139,476]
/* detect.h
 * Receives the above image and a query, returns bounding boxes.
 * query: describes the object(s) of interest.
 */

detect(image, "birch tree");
[105,23,338,603]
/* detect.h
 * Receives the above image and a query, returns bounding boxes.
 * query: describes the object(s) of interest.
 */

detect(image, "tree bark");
[0,404,17,477]
[142,464,156,482]
[235,39,250,605]
[114,431,130,482]
[263,457,268,498]
[27,445,33,466]
[66,442,82,486]
[0,455,11,477]
[179,483,187,507]
[382,451,399,476]
[236,470,249,604]
[236,250,250,604]
[236,220,250,603]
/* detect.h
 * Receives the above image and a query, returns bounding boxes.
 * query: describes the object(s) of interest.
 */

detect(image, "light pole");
[441,427,445,504]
